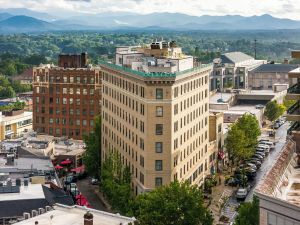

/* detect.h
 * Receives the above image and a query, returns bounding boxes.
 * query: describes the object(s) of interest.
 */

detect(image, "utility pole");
[254,39,257,59]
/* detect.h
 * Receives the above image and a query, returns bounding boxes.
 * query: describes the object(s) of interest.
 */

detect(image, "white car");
[236,188,248,200]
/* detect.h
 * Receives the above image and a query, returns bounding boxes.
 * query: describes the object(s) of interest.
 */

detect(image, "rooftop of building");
[255,139,300,206]
[0,111,32,123]
[251,63,299,73]
[220,52,254,64]
[14,204,136,225]
[289,67,300,75]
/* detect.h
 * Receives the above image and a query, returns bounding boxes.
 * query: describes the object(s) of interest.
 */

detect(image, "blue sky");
[0,0,299,20]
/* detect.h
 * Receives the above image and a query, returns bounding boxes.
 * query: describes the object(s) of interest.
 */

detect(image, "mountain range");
[1,8,300,33]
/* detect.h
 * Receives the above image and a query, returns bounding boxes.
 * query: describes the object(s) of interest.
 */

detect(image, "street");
[76,178,108,211]
[245,121,289,201]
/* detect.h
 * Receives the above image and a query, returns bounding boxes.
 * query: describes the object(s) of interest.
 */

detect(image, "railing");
[99,60,212,78]
[287,121,300,135]
[287,101,300,114]
[287,83,300,94]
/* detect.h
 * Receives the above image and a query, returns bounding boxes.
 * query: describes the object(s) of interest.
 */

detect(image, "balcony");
[287,121,300,135]
[286,101,300,121]
[287,83,300,100]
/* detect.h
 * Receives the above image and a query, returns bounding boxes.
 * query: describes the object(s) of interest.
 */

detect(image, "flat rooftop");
[0,183,44,202]
[14,204,136,225]
[0,111,32,123]
[209,92,234,104]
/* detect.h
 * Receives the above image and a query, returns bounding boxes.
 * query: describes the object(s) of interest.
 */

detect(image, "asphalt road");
[76,178,107,211]
[245,121,289,202]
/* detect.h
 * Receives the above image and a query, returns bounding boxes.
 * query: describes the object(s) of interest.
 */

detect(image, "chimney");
[283,58,289,64]
[81,52,88,67]
[84,211,93,225]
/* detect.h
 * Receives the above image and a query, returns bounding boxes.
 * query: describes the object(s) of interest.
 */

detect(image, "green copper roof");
[99,60,212,78]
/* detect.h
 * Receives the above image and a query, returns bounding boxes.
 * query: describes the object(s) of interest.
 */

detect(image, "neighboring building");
[32,53,101,140]
[210,52,265,91]
[13,68,33,85]
[286,51,300,134]
[248,63,298,90]
[14,204,136,225]
[0,110,32,141]
[100,41,213,194]
[0,148,73,224]
[255,139,300,225]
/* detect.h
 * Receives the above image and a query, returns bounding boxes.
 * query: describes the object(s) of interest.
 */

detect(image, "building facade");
[286,51,300,134]
[210,52,265,91]
[248,63,298,90]
[0,110,32,141]
[100,41,214,194]
[32,54,101,140]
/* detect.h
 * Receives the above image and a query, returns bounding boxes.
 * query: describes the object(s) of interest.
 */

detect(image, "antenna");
[254,39,257,59]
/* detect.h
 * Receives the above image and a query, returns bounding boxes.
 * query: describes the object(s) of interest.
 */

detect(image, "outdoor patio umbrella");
[55,165,63,169]
[60,159,72,165]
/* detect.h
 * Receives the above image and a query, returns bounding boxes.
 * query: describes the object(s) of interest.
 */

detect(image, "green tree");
[235,196,259,225]
[101,152,132,214]
[264,100,285,122]
[225,124,251,162]
[130,181,213,225]
[236,113,261,148]
[83,116,101,178]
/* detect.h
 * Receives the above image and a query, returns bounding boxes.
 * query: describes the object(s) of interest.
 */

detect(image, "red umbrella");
[55,165,63,170]
[60,159,72,165]
[71,165,85,173]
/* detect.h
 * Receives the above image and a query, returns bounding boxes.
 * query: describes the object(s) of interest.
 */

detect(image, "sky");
[0,0,300,20]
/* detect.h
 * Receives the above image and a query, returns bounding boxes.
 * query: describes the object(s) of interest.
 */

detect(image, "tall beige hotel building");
[100,41,215,194]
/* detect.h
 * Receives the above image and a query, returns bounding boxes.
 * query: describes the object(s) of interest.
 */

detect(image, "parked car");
[256,148,268,156]
[255,150,266,157]
[236,188,248,200]
[225,177,239,187]
[256,147,270,154]
[253,154,264,161]
[70,183,79,196]
[259,140,275,149]
[255,104,264,109]
[245,162,257,170]
[246,159,262,168]
[90,178,99,185]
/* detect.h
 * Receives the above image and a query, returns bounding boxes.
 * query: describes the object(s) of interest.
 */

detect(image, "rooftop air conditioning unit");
[23,213,30,219]
[45,206,52,212]
[32,210,38,217]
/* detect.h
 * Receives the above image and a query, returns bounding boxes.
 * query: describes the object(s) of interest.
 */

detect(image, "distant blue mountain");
[0,8,56,21]
[0,16,58,33]
[0,11,300,33]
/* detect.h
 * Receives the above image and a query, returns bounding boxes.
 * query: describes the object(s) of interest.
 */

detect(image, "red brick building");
[32,53,101,140]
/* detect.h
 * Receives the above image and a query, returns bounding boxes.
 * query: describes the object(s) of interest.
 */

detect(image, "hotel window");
[155,160,163,171]
[83,89,87,95]
[63,88,67,94]
[155,142,163,153]
[76,109,80,116]
[55,128,60,135]
[90,77,95,84]
[174,104,178,115]
[156,124,163,135]
[140,172,144,185]
[49,118,53,124]
[56,108,60,115]
[90,89,94,95]
[83,77,87,84]
[62,118,67,125]
[76,88,80,95]
[55,118,60,124]
[140,138,144,150]
[76,99,80,105]
[76,120,80,126]
[140,156,144,167]
[82,120,87,126]
[70,77,74,83]
[156,106,163,117]
[63,98,67,104]
[49,107,53,114]
[69,109,73,115]
[156,88,163,99]
[76,76,80,83]
[69,98,73,104]
[140,121,144,133]
[69,88,73,94]
[90,120,94,126]
[36,97,39,103]
[174,87,178,97]
[56,98,60,104]
[63,76,67,83]
[155,177,162,187]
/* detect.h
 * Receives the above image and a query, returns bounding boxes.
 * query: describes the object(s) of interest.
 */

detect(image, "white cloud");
[0,0,299,20]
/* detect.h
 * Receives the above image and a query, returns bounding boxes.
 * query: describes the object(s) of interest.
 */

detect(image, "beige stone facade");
[100,60,213,194]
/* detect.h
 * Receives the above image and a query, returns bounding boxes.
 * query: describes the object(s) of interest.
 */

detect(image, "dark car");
[225,177,239,187]
[246,159,262,168]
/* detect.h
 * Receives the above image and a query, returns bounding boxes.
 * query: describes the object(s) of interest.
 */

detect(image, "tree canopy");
[83,116,101,178]
[130,181,213,225]
[225,114,261,161]
[264,100,285,122]
[235,196,259,225]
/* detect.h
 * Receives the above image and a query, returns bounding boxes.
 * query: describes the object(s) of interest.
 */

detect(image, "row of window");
[36,107,95,117]
[174,90,208,115]
[102,72,145,98]
[49,118,94,126]
[173,75,208,98]
[35,75,96,84]
[35,126,88,137]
